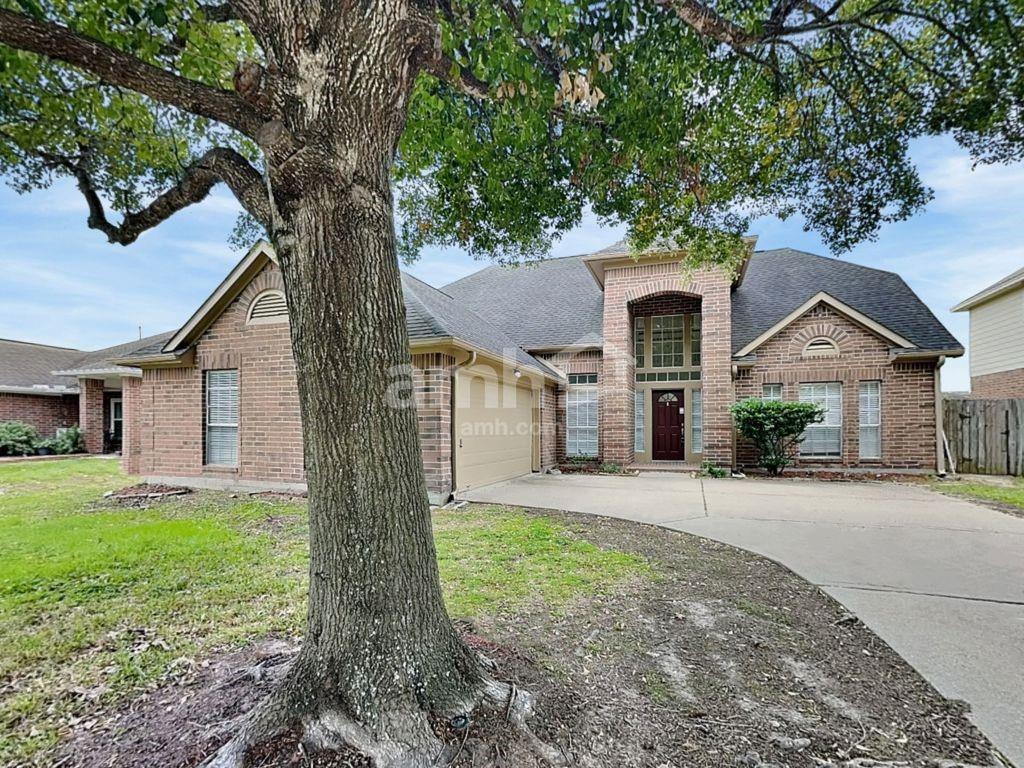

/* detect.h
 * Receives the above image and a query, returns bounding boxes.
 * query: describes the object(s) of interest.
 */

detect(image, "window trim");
[566,374,599,457]
[205,369,240,467]
[109,397,123,431]
[634,390,645,453]
[761,383,783,402]
[858,380,882,460]
[799,382,843,459]
[691,388,703,454]
[634,316,645,369]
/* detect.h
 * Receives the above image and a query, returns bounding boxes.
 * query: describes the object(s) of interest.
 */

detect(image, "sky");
[1,134,1021,392]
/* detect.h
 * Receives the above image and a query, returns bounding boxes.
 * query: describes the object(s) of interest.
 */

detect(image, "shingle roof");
[62,332,175,371]
[0,339,82,391]
[733,249,962,354]
[442,245,959,356]
[442,255,604,349]
[951,264,1024,312]
[401,274,554,373]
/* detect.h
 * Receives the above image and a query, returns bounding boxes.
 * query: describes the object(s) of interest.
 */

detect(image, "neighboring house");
[0,333,172,452]
[952,266,1024,398]
[112,239,961,502]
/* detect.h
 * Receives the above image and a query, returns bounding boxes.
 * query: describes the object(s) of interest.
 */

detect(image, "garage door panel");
[455,370,534,491]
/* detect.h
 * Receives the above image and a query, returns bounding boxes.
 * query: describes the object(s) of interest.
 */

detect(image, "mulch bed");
[59,510,999,768]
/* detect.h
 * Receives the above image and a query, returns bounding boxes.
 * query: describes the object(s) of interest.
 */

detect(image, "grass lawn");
[0,458,646,766]
[933,475,1024,515]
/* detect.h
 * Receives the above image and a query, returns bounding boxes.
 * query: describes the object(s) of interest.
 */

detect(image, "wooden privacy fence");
[943,397,1024,476]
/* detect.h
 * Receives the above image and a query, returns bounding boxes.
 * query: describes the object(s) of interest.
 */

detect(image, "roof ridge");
[441,252,588,290]
[753,248,902,280]
[0,338,81,351]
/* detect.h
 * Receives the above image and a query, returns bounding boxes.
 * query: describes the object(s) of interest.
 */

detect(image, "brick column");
[698,272,735,467]
[413,352,455,504]
[121,377,142,474]
[601,276,635,464]
[78,378,105,454]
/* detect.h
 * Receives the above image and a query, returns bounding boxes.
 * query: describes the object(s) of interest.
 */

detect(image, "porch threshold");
[629,461,700,473]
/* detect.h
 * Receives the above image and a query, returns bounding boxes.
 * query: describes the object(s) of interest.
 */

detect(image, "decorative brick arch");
[789,322,850,356]
[624,278,703,304]
[238,263,286,307]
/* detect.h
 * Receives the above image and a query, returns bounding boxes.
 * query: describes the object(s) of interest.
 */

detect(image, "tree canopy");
[2,1,1021,269]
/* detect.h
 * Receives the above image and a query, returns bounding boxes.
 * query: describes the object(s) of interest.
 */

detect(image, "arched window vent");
[247,290,288,324]
[803,337,840,358]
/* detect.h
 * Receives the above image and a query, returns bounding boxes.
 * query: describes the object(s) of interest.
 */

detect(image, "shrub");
[53,426,85,454]
[0,421,39,457]
[700,460,728,478]
[599,462,623,474]
[731,399,824,476]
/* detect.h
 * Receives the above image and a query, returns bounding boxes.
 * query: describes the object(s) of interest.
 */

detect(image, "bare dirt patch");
[59,509,998,768]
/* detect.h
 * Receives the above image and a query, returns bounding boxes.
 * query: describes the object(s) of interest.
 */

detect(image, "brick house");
[109,239,960,501]
[0,334,171,452]
[952,265,1024,398]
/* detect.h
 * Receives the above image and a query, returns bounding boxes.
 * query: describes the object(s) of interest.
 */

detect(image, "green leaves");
[731,399,824,476]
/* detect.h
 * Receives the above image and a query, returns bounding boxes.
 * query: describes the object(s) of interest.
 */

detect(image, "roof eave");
[951,279,1024,312]
[409,336,565,383]
[0,385,78,396]
[111,348,195,368]
[51,366,142,378]
[889,347,965,361]
[161,240,276,353]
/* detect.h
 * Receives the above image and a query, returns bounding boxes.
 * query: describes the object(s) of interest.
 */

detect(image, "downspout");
[935,356,946,476]
[448,350,477,501]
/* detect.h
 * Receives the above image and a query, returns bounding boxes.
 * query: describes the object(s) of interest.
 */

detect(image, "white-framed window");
[205,369,239,466]
[634,390,645,453]
[634,316,645,369]
[799,382,842,458]
[762,383,783,402]
[110,398,123,433]
[859,381,882,459]
[246,289,288,324]
[567,373,598,457]
[691,388,703,454]
[690,314,702,366]
[651,314,685,368]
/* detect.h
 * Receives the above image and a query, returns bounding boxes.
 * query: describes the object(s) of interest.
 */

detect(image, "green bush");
[599,462,623,474]
[731,399,823,476]
[0,421,39,456]
[700,460,728,478]
[53,426,85,454]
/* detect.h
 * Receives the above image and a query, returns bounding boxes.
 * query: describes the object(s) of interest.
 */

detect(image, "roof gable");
[951,264,1024,312]
[732,249,962,356]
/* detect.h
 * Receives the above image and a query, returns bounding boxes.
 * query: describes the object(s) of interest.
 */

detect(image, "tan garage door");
[455,369,535,492]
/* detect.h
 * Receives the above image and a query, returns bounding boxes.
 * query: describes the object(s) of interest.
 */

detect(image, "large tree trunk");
[204,7,563,766]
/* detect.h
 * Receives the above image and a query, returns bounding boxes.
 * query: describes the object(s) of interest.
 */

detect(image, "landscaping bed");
[0,459,998,767]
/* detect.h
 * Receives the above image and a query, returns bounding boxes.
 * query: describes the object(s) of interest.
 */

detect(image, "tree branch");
[655,0,759,47]
[63,147,270,244]
[0,9,266,137]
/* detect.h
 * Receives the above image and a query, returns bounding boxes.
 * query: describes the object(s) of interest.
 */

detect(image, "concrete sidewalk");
[459,473,1024,766]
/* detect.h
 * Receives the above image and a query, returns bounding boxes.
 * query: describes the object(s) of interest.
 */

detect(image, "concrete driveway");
[459,472,1024,766]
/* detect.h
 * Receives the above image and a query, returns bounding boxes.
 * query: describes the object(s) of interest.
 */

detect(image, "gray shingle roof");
[442,245,959,356]
[64,332,175,371]
[0,339,82,390]
[733,249,962,354]
[442,255,604,349]
[401,274,552,372]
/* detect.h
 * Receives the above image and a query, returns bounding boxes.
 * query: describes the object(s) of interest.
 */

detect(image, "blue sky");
[1,134,1021,392]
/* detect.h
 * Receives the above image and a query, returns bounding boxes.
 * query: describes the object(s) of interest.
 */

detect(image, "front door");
[652,390,685,460]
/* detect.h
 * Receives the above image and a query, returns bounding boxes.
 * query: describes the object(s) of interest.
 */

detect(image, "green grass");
[0,458,647,765]
[934,477,1024,512]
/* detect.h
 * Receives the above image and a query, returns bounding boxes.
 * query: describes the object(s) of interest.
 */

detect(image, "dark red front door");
[652,390,685,460]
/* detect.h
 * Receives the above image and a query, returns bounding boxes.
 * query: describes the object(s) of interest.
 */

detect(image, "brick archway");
[599,261,735,466]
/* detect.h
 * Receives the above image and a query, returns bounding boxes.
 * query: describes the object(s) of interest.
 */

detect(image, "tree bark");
[200,5,493,764]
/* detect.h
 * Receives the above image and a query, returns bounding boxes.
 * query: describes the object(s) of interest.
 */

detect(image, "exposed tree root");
[201,671,568,768]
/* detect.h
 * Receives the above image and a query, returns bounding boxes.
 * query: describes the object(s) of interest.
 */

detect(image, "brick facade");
[601,260,734,466]
[123,262,525,502]
[734,304,938,470]
[79,378,105,454]
[536,349,603,462]
[0,392,77,437]
[970,368,1024,399]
